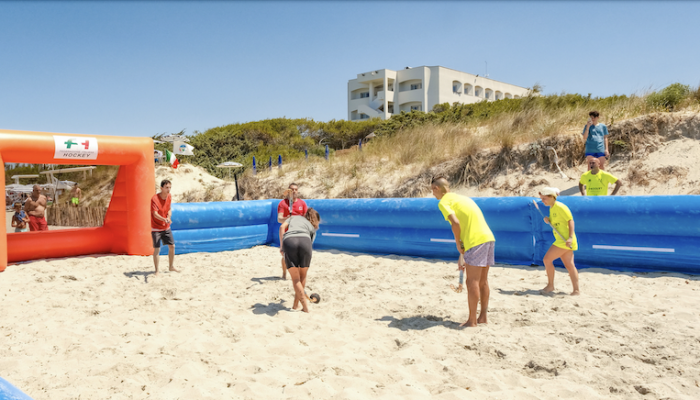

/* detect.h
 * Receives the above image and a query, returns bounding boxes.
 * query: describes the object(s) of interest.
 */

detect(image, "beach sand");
[1,246,699,399]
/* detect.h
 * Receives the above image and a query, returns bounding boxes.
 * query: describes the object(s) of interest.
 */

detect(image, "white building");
[348,66,531,121]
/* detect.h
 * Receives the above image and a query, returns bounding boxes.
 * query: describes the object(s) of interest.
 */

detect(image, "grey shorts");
[462,241,495,267]
[151,229,175,248]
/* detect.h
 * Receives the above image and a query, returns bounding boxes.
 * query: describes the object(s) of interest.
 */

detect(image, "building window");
[410,83,422,90]
[464,85,472,95]
[360,92,369,98]
[410,105,422,111]
[360,113,369,119]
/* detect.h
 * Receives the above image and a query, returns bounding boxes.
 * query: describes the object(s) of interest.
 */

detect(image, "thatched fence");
[45,205,107,227]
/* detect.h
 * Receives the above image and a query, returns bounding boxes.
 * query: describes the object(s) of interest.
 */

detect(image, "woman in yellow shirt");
[538,187,580,295]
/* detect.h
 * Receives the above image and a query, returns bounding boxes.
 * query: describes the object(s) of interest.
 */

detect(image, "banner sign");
[53,136,99,160]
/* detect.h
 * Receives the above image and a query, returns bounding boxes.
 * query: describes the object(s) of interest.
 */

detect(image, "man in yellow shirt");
[431,177,495,328]
[579,158,622,196]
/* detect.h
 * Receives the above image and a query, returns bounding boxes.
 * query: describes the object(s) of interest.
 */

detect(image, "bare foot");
[477,316,488,324]
[571,290,580,296]
[169,267,180,273]
[541,285,555,294]
[449,284,463,293]
[459,320,478,328]
[282,274,287,280]
[153,271,159,278]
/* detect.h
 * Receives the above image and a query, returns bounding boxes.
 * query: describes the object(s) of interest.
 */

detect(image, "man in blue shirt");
[582,110,610,170]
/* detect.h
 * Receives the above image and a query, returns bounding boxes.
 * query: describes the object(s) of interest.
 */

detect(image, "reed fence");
[45,205,107,227]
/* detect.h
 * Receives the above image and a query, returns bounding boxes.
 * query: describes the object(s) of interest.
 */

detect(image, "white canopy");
[216,162,243,168]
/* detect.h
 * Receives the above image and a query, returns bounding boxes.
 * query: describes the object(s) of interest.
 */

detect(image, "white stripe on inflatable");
[322,233,360,238]
[430,238,454,243]
[592,245,675,253]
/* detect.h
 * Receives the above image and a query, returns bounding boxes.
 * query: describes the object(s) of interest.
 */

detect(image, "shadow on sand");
[250,276,285,284]
[251,300,290,316]
[124,270,155,283]
[496,288,551,297]
[376,315,463,331]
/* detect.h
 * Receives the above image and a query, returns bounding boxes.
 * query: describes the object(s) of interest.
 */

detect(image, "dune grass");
[244,85,700,199]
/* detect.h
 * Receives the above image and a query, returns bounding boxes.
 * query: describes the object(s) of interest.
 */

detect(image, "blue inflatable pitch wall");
[159,200,275,255]
[164,196,700,274]
[0,377,33,400]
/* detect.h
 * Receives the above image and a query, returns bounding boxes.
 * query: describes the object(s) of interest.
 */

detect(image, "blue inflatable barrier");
[269,198,536,265]
[0,377,33,400]
[162,196,700,273]
[170,200,274,230]
[160,200,275,255]
[535,196,700,273]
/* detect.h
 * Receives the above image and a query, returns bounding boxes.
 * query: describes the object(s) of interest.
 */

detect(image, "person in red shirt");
[151,179,179,277]
[277,183,308,279]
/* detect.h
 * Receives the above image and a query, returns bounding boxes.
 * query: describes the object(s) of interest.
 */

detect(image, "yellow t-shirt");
[580,170,618,196]
[438,192,495,250]
[549,201,578,251]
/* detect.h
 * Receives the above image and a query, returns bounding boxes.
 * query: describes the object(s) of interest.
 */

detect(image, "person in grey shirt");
[279,208,321,313]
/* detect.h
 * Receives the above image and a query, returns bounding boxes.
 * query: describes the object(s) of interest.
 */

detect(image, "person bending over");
[431,177,496,328]
[277,183,308,279]
[538,187,580,295]
[279,209,321,313]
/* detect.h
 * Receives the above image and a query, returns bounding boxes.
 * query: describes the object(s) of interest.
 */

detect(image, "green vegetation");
[156,119,380,179]
[646,83,691,110]
[157,82,698,180]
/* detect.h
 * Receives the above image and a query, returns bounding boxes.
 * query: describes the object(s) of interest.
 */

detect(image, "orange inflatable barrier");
[1,129,155,271]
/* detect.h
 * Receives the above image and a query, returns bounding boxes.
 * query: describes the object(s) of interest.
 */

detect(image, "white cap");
[539,187,560,197]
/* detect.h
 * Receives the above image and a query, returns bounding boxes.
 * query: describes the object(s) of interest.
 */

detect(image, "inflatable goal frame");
[1,129,154,271]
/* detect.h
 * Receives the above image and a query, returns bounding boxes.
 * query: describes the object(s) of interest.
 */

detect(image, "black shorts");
[282,236,313,269]
[151,229,175,248]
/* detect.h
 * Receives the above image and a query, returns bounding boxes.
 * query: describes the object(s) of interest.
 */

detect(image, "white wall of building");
[347,66,531,121]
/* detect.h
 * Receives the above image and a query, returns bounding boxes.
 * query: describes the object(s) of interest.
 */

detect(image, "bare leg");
[560,250,580,295]
[280,256,287,279]
[597,155,607,171]
[153,247,160,277]
[299,267,309,301]
[288,267,309,313]
[542,245,569,293]
[460,264,483,327]
[167,245,179,272]
[477,266,490,324]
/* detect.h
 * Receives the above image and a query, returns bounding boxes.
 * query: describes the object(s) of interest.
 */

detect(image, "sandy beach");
[1,245,699,399]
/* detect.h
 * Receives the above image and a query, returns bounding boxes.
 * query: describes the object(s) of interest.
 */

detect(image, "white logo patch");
[53,136,99,160]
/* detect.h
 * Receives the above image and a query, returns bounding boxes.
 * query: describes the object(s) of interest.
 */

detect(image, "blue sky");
[1,1,698,137]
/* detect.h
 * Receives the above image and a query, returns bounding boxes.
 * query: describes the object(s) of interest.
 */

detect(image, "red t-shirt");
[151,193,172,231]
[277,198,308,219]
